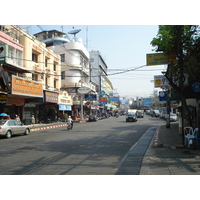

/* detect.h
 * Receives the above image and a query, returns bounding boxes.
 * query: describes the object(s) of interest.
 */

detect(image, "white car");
[0,120,30,138]
[170,114,178,122]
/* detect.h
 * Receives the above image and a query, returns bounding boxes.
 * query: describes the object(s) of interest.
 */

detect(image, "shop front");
[58,91,73,121]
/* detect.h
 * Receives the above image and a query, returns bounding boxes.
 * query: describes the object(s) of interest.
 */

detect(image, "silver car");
[0,120,30,138]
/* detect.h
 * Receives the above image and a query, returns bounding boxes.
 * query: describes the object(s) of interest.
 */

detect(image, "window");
[60,54,65,62]
[54,62,57,71]
[45,58,48,68]
[32,53,38,63]
[61,71,65,80]
[32,74,38,81]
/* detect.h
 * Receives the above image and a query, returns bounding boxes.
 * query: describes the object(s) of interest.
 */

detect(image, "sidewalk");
[140,122,200,175]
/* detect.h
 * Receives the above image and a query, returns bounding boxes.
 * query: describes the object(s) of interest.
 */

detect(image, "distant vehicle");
[0,120,30,138]
[137,112,144,118]
[170,113,178,122]
[160,110,167,119]
[88,115,98,122]
[145,110,150,115]
[126,114,138,122]
[150,110,160,117]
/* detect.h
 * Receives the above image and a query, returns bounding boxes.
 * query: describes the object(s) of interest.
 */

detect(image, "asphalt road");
[0,115,165,175]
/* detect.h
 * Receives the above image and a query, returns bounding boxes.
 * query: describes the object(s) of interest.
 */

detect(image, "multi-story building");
[90,50,116,114]
[0,25,66,124]
[34,29,95,120]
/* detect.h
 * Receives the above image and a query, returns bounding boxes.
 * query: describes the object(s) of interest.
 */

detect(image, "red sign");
[7,96,25,105]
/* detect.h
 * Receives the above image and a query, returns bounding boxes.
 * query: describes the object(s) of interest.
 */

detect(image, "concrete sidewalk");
[140,123,200,175]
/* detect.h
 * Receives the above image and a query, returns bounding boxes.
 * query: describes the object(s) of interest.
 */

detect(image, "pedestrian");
[15,114,20,122]
[67,116,73,129]
[31,115,35,127]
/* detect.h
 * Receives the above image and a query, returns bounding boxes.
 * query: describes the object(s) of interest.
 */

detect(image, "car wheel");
[6,130,12,138]
[24,128,30,135]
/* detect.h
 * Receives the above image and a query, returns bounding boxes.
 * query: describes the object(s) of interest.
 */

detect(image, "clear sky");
[19,25,166,98]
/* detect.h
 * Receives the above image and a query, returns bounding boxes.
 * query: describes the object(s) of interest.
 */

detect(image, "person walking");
[15,115,20,122]
[67,116,73,129]
[31,115,35,127]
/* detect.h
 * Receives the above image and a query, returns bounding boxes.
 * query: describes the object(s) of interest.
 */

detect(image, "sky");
[19,25,166,98]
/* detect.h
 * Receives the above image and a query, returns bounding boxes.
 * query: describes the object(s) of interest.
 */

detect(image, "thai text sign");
[12,75,43,97]
[146,53,176,66]
[7,96,25,105]
[45,91,58,103]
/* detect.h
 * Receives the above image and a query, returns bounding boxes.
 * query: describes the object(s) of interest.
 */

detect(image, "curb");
[30,123,67,132]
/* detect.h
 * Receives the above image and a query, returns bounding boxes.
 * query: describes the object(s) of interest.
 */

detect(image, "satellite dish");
[68,29,81,37]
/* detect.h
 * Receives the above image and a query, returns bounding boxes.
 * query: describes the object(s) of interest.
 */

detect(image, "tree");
[151,25,200,127]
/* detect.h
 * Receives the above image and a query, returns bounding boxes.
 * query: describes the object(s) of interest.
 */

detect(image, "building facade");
[0,25,69,124]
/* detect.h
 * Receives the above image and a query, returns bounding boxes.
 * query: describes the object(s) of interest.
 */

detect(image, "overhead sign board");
[146,53,176,66]
[77,87,91,94]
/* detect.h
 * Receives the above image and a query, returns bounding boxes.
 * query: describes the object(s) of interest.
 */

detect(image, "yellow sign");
[146,53,176,66]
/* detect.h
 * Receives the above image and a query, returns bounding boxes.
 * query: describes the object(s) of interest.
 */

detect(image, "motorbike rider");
[67,116,73,129]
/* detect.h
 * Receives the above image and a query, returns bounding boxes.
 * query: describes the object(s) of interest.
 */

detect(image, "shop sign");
[11,75,43,97]
[59,104,72,111]
[0,94,6,104]
[78,87,91,94]
[45,91,58,103]
[7,96,25,105]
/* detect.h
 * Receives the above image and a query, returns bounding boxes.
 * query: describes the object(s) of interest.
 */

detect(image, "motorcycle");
[67,122,73,130]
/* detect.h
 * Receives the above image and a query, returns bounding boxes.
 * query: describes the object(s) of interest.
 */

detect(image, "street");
[0,115,165,175]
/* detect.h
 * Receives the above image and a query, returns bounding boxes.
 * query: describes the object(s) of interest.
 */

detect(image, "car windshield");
[170,114,176,116]
[127,114,135,117]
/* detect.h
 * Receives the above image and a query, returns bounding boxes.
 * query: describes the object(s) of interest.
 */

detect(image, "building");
[0,25,64,124]
[34,29,95,121]
[90,50,116,114]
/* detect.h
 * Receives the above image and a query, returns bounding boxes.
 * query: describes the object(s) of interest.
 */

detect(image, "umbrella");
[0,113,8,116]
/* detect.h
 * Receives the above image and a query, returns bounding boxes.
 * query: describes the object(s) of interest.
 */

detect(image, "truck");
[128,109,138,115]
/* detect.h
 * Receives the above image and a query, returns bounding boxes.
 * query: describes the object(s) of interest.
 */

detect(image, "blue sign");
[85,94,96,100]
[109,97,120,102]
[159,91,167,102]
[192,82,200,93]
[99,90,105,96]
[59,104,72,111]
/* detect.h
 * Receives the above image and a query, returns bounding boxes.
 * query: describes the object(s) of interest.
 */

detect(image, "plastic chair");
[185,127,198,148]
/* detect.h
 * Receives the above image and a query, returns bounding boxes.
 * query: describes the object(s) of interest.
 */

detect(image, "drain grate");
[18,147,37,150]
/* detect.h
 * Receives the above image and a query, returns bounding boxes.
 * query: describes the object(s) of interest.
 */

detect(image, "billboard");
[143,98,154,108]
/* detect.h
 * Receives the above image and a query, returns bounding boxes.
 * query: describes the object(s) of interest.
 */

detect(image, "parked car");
[126,114,138,122]
[88,115,98,122]
[170,113,178,122]
[0,120,30,138]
